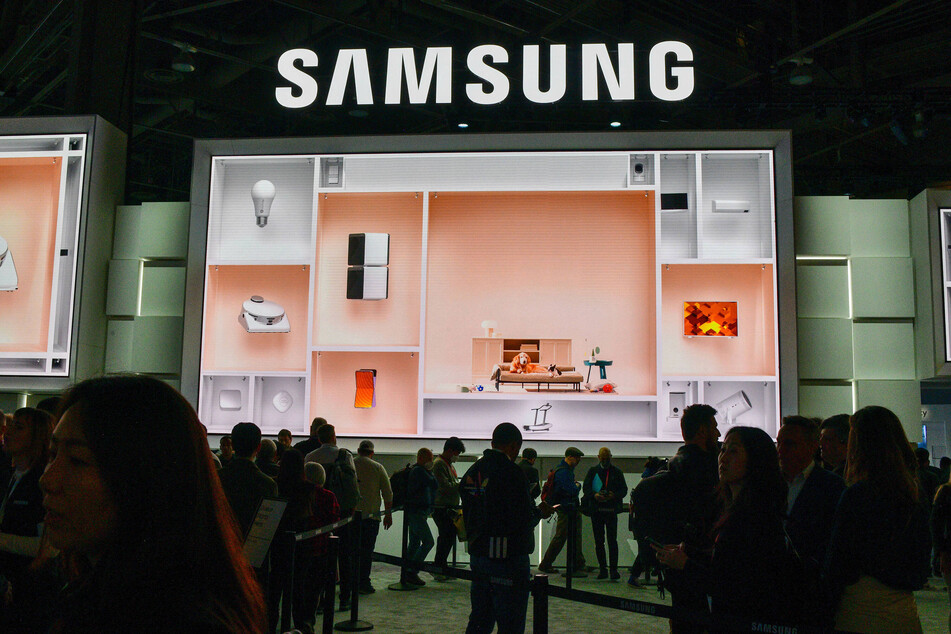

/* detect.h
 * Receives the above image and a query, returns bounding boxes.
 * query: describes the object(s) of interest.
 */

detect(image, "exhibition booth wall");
[0,122,943,453]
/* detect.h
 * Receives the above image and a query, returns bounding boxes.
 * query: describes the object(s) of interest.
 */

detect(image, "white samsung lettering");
[581,43,635,101]
[523,44,566,103]
[385,47,453,104]
[466,45,510,105]
[274,42,694,108]
[275,48,319,108]
[649,41,695,101]
[326,49,374,105]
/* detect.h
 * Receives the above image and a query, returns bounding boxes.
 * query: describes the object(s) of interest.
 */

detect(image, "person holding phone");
[652,426,788,628]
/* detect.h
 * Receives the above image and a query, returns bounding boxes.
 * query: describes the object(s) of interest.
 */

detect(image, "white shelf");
[423,392,657,402]
[313,346,420,353]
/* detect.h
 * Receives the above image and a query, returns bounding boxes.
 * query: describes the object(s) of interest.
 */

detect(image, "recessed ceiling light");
[610,121,621,128]
[457,122,469,129]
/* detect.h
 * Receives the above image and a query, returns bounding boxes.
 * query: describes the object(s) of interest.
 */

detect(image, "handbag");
[452,509,467,541]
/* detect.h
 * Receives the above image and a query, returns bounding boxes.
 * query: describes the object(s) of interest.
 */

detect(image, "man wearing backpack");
[461,422,553,634]
[537,447,586,576]
[305,423,361,611]
[403,448,438,586]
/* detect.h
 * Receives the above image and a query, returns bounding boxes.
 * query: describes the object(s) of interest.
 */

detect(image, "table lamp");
[481,319,498,338]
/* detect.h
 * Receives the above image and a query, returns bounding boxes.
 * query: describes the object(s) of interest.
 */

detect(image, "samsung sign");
[276,42,694,108]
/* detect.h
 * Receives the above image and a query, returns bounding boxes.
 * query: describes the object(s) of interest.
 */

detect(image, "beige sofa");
[493,363,584,391]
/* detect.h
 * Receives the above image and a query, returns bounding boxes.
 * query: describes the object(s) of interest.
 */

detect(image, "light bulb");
[251,180,276,227]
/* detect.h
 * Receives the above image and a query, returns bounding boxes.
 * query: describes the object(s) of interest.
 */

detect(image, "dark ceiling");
[2,0,951,203]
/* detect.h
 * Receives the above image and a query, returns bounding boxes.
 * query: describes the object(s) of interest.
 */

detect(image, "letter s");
[276,49,319,108]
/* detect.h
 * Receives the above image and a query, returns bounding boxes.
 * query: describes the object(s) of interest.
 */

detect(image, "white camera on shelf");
[238,295,290,333]
[0,236,17,292]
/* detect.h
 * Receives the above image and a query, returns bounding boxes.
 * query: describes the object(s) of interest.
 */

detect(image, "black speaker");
[348,233,390,266]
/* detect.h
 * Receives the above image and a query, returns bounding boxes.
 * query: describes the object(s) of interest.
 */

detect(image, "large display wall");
[187,133,793,442]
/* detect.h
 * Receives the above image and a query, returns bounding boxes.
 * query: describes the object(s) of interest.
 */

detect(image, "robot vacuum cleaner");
[238,295,290,333]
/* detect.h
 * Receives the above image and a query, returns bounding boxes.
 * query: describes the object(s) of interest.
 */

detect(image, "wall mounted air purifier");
[715,390,752,427]
[712,199,750,213]
[219,390,242,411]
[347,266,388,300]
[251,180,276,227]
[348,233,390,266]
[0,236,17,292]
[238,295,290,332]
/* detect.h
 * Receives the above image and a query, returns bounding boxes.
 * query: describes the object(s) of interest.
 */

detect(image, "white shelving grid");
[198,150,780,439]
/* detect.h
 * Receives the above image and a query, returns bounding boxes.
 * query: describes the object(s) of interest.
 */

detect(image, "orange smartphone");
[354,369,377,408]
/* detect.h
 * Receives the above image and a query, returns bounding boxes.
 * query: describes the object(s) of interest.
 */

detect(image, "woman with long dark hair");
[824,406,930,633]
[0,407,52,629]
[39,375,266,632]
[268,448,319,633]
[653,426,788,627]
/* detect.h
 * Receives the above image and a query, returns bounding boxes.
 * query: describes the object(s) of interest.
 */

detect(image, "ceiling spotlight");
[171,44,197,73]
[610,121,621,128]
[457,122,469,129]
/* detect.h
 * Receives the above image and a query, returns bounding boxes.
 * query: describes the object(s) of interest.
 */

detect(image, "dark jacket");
[292,437,321,457]
[461,449,543,558]
[631,443,718,544]
[681,504,788,625]
[582,462,628,514]
[405,464,437,514]
[218,457,279,538]
[545,460,580,508]
[785,464,846,567]
[0,465,49,631]
[824,480,931,602]
[517,458,541,499]
[933,484,951,553]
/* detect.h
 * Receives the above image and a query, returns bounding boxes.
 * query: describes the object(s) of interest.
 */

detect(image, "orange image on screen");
[354,369,376,408]
[684,302,738,337]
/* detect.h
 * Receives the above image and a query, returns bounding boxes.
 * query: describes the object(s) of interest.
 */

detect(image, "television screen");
[191,143,784,440]
[683,301,738,337]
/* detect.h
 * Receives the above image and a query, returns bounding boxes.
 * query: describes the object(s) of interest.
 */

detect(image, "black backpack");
[389,463,413,508]
[325,448,361,512]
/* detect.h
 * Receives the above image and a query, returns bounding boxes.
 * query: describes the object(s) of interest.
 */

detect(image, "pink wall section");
[661,264,776,376]
[202,265,310,371]
[314,193,422,346]
[310,351,419,436]
[424,191,656,394]
[0,158,61,352]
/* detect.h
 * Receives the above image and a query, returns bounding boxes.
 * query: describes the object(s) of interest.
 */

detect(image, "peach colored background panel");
[0,158,62,352]
[311,351,418,436]
[202,265,309,371]
[314,193,422,346]
[661,264,776,376]
[425,191,656,394]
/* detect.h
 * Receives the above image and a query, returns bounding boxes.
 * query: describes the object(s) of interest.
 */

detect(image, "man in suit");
[778,416,846,567]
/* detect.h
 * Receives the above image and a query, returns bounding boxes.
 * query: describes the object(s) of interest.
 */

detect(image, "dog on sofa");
[490,352,562,381]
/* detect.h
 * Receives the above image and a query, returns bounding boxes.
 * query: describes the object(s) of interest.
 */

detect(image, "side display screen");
[0,135,87,376]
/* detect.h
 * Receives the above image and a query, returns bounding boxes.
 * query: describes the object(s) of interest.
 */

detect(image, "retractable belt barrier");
[284,506,830,634]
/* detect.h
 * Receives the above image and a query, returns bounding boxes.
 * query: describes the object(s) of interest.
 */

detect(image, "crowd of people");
[0,375,943,633]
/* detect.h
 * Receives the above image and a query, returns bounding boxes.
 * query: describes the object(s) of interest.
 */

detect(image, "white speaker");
[348,233,390,266]
[347,266,388,300]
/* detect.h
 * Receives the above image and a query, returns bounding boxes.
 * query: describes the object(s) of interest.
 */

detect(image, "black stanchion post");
[336,512,373,631]
[565,510,574,591]
[451,506,458,569]
[323,536,339,634]
[281,531,295,634]
[532,574,549,634]
[387,509,419,591]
